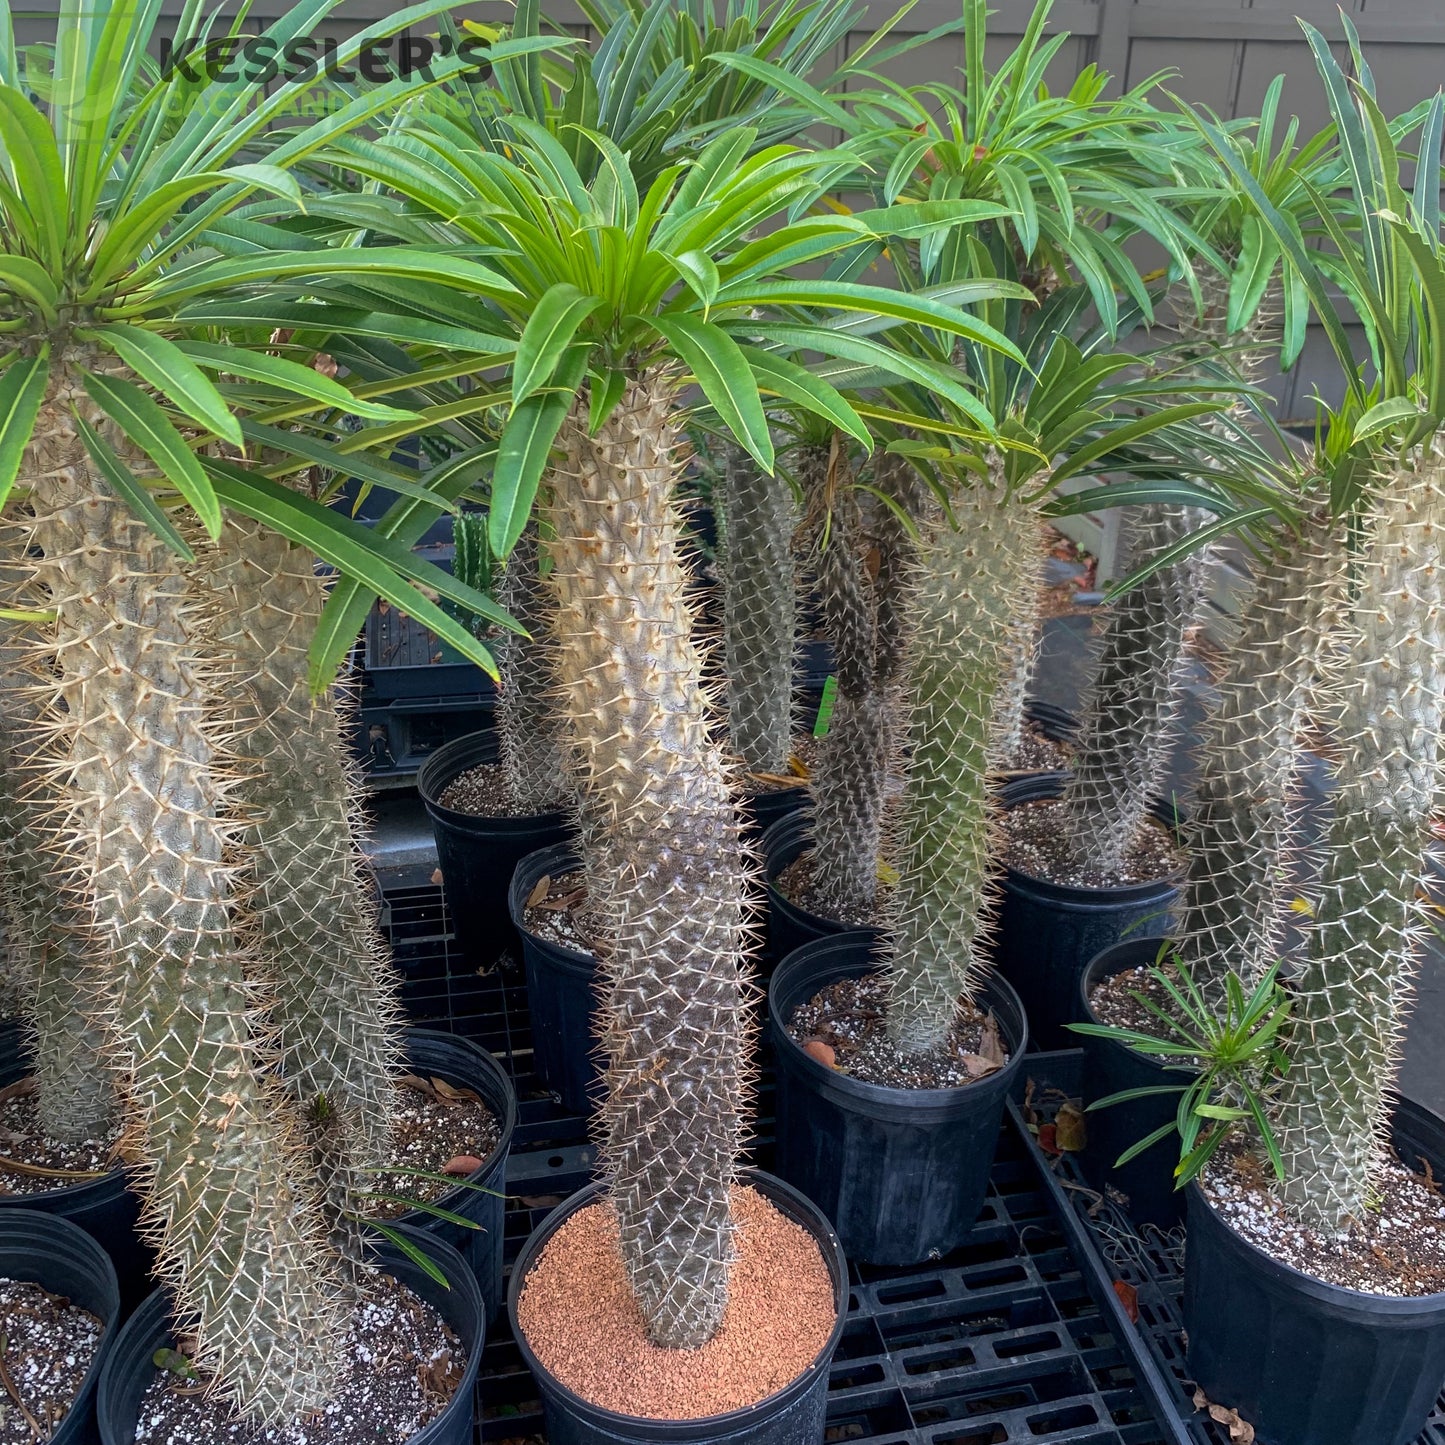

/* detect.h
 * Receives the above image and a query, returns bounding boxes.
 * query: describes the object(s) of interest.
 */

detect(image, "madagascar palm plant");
[326,113,1029,1348]
[1179,18,1445,1227]
[0,0,524,1419]
[878,280,1249,1054]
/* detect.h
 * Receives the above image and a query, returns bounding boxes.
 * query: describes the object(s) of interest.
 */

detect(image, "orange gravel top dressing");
[516,1184,837,1420]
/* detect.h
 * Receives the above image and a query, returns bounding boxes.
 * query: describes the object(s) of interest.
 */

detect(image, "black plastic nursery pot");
[768,933,1029,1267]
[0,1046,154,1313]
[1183,1095,1445,1445]
[507,1168,847,1445]
[508,844,601,1116]
[1076,938,1195,1231]
[418,730,570,973]
[400,1028,516,1325]
[0,1209,120,1445]
[761,812,881,966]
[96,1226,483,1445]
[743,781,808,839]
[994,773,1181,1051]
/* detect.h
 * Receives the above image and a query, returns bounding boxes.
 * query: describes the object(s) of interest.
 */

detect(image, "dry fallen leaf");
[803,1039,836,1069]
[787,754,811,780]
[442,1155,484,1176]
[1112,1279,1139,1323]
[0,1078,37,1108]
[1193,1388,1256,1442]
[960,1053,1001,1079]
[979,1013,1006,1068]
[526,875,551,909]
[430,867,444,887]
[431,1077,481,1106]
[1055,1101,1088,1152]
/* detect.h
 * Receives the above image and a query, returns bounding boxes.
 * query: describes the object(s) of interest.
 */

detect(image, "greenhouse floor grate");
[382,883,1178,1445]
[1022,1064,1445,1445]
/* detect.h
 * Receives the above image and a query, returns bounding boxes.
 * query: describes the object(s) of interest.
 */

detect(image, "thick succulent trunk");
[988,516,1049,770]
[800,441,894,918]
[25,365,346,1421]
[546,374,751,1350]
[886,460,1047,1053]
[1176,258,1282,410]
[715,442,798,775]
[199,515,403,1172]
[1178,512,1346,1006]
[0,527,114,1139]
[495,523,569,813]
[1271,451,1445,1228]
[1060,503,1207,876]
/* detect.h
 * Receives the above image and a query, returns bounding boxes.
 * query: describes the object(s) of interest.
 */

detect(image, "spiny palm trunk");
[987,513,1050,771]
[1060,503,1207,876]
[200,515,403,1172]
[495,523,569,813]
[0,526,114,1139]
[716,442,798,775]
[546,374,751,1349]
[887,460,1048,1053]
[26,365,345,1421]
[800,441,895,918]
[1178,512,1346,1006]
[1271,451,1445,1228]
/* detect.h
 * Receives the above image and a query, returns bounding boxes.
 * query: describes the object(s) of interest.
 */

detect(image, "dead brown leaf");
[1055,1101,1088,1152]
[979,1013,1006,1068]
[526,875,551,908]
[430,867,444,887]
[959,1053,1001,1079]
[1193,1388,1256,1442]
[0,1078,37,1108]
[431,1077,481,1107]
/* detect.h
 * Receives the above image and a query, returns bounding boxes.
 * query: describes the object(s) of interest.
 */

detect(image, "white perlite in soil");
[134,1276,465,1445]
[0,1079,123,1196]
[1201,1148,1445,1297]
[0,1276,105,1444]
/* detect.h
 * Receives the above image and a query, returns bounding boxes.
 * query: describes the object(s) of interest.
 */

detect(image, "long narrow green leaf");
[513,284,603,404]
[83,373,221,537]
[96,325,242,446]
[0,351,49,510]
[650,313,772,469]
[74,413,194,560]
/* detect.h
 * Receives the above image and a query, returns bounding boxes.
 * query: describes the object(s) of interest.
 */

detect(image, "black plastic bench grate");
[382,883,1177,1445]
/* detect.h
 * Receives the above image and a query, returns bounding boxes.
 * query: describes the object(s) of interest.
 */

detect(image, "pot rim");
[506,1167,847,1434]
[417,729,565,830]
[1185,1095,1445,1314]
[768,934,1030,1107]
[507,844,595,965]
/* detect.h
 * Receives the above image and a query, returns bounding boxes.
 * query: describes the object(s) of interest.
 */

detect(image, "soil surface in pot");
[1002,799,1184,888]
[0,1078,123,1196]
[436,761,565,820]
[0,1276,104,1443]
[368,1075,500,1220]
[133,1274,465,1445]
[521,870,601,955]
[997,723,1073,777]
[773,852,891,930]
[1087,964,1199,1058]
[787,974,1008,1089]
[1201,1143,1445,1297]
[517,1184,833,1419]
[738,737,818,796]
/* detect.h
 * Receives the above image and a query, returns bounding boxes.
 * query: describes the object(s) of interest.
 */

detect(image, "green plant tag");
[813,675,838,738]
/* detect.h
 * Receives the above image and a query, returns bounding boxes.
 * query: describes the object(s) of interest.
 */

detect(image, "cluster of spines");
[545,372,758,1350]
[885,458,1048,1054]
[715,441,800,777]
[798,441,914,920]
[494,523,571,815]
[1270,445,1445,1228]
[21,358,348,1421]
[196,512,405,1178]
[1177,510,1346,1009]
[1060,503,1208,877]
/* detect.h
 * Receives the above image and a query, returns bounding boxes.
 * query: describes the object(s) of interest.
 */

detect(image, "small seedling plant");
[1069,951,1292,1187]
